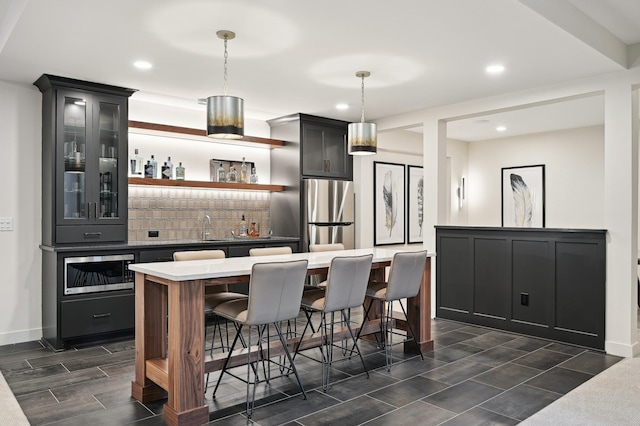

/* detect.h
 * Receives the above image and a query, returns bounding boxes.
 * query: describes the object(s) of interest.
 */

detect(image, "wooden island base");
[130,249,433,426]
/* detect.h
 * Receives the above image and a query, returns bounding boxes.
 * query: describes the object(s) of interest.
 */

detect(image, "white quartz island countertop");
[129,247,434,282]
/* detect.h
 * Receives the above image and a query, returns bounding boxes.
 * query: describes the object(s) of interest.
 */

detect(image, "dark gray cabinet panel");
[555,241,604,337]
[301,122,349,179]
[436,226,606,349]
[61,294,134,338]
[35,74,136,245]
[511,240,552,327]
[438,236,472,313]
[474,238,509,320]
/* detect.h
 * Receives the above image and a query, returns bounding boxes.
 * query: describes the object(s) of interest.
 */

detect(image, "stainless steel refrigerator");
[303,178,355,250]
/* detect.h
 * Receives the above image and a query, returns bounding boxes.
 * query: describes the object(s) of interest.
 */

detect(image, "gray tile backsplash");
[128,186,271,241]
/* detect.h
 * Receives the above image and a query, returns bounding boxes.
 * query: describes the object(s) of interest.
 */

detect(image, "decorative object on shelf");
[175,162,185,180]
[161,162,171,179]
[407,165,424,244]
[250,167,258,183]
[166,156,173,179]
[149,154,157,178]
[240,157,248,183]
[227,165,238,182]
[501,164,545,227]
[374,161,405,246]
[348,71,377,155]
[130,149,143,175]
[206,30,244,139]
[216,161,226,182]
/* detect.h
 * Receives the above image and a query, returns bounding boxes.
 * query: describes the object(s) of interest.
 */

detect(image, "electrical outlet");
[148,230,159,238]
[0,217,13,231]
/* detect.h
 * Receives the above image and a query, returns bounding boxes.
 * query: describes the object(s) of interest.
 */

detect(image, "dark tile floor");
[0,316,622,425]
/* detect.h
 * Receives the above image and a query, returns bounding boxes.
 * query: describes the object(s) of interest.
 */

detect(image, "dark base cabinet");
[41,248,136,351]
[42,239,300,350]
[435,226,606,350]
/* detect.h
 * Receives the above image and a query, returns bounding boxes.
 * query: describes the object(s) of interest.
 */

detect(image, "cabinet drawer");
[139,249,178,263]
[56,225,127,244]
[61,294,134,338]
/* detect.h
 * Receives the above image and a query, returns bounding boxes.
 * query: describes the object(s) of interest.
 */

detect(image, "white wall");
[354,129,423,249]
[466,126,604,228]
[0,81,42,344]
[446,139,469,225]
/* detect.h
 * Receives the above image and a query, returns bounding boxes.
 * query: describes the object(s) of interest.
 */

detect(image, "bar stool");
[308,243,345,288]
[173,250,247,390]
[250,246,296,336]
[248,246,292,256]
[357,250,428,371]
[296,254,373,391]
[211,259,309,418]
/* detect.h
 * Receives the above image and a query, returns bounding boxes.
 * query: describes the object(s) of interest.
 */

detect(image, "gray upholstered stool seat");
[211,259,309,418]
[306,243,345,290]
[358,250,428,371]
[295,254,373,391]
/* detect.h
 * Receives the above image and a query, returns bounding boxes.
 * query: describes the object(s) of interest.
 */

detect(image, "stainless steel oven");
[64,254,135,295]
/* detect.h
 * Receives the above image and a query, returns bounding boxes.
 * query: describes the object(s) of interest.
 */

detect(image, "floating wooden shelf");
[128,177,285,192]
[128,120,285,149]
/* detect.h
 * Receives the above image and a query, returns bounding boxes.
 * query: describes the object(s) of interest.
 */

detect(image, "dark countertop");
[40,236,300,252]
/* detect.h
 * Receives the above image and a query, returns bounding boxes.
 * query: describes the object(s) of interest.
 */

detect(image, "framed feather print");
[407,165,424,243]
[374,161,405,246]
[501,164,545,227]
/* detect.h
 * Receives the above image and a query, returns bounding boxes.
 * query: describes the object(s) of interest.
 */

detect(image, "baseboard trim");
[605,339,640,357]
[0,328,42,346]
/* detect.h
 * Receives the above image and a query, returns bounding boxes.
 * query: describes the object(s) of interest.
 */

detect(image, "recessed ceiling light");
[486,64,505,74]
[496,125,507,132]
[336,103,349,110]
[134,60,153,70]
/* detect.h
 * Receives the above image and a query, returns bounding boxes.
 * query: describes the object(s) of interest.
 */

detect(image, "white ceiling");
[1,0,638,141]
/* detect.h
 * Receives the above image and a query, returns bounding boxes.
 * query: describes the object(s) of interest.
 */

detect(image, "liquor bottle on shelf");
[217,162,226,182]
[166,156,173,179]
[227,166,237,183]
[250,167,258,183]
[149,154,157,178]
[130,149,143,175]
[161,162,171,179]
[144,161,154,178]
[175,162,185,180]
[240,157,248,183]
[240,214,247,236]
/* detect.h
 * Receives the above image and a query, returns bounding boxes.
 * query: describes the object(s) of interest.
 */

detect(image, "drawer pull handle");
[93,313,111,319]
[84,232,102,238]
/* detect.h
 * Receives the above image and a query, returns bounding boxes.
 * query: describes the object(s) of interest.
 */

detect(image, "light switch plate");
[0,217,13,231]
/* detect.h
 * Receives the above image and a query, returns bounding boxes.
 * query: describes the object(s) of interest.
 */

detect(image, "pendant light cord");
[360,75,366,123]
[223,35,229,96]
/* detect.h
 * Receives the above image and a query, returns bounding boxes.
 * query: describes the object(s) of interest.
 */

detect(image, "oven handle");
[83,232,102,238]
[92,313,111,319]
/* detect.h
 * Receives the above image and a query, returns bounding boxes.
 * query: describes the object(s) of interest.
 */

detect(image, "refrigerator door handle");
[308,222,353,227]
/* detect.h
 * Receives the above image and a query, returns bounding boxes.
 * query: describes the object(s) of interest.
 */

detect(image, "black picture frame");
[407,165,424,244]
[501,164,546,227]
[374,161,405,246]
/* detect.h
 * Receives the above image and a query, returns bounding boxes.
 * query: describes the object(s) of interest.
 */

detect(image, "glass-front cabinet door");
[96,100,121,220]
[55,89,128,233]
[36,74,134,245]
[60,92,88,223]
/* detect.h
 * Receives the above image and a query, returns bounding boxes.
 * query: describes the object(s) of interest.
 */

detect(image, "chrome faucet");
[201,214,211,240]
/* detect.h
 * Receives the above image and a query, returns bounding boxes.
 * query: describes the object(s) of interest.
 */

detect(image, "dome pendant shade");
[207,95,244,139]
[348,122,377,155]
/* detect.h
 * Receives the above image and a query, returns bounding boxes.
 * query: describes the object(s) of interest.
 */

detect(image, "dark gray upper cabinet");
[35,75,136,245]
[270,113,352,180]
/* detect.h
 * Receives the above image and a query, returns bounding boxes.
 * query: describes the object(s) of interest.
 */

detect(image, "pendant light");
[348,71,377,155]
[207,30,244,139]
